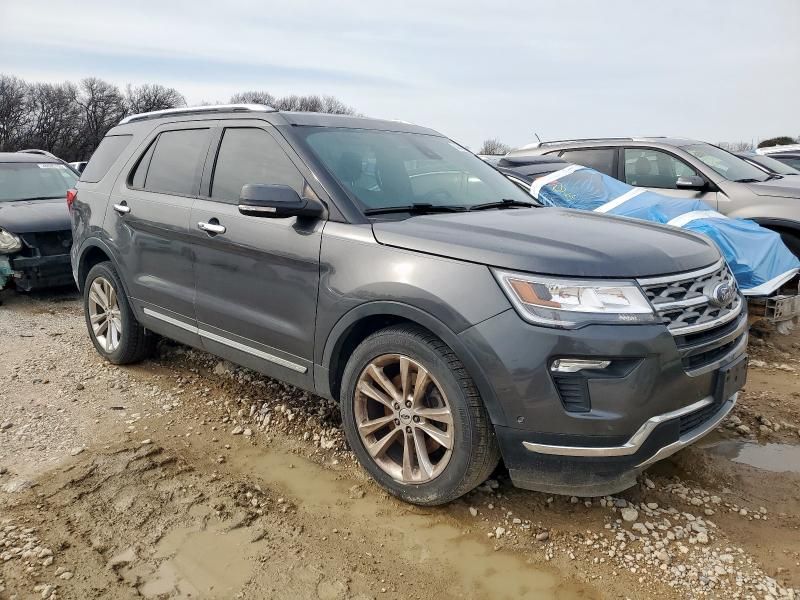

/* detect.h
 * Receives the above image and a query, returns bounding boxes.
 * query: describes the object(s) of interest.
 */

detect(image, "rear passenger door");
[189,123,323,388]
[107,123,212,347]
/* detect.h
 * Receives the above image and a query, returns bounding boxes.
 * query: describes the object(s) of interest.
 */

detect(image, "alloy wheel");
[354,354,454,483]
[88,276,122,353]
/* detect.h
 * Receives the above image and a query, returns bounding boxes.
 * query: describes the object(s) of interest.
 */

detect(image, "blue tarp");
[532,166,800,295]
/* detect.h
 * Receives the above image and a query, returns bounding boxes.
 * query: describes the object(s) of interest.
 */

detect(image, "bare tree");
[718,141,754,152]
[0,75,29,151]
[24,81,83,159]
[73,78,126,157]
[229,90,277,106]
[125,84,185,115]
[228,91,355,114]
[478,139,510,155]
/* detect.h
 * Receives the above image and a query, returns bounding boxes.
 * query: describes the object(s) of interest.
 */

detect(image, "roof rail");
[118,104,276,125]
[17,149,59,159]
[757,143,800,155]
[536,137,635,147]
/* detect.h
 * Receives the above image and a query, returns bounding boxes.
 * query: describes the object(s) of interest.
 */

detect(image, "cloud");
[1,0,798,149]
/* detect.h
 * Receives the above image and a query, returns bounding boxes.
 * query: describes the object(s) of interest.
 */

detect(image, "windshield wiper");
[766,174,783,181]
[734,178,761,183]
[13,195,65,201]
[467,199,537,211]
[363,203,467,216]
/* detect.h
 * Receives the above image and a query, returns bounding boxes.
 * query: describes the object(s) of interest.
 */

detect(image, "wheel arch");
[76,239,128,295]
[319,302,507,427]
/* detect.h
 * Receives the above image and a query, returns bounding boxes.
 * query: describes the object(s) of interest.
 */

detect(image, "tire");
[83,261,153,364]
[340,324,500,505]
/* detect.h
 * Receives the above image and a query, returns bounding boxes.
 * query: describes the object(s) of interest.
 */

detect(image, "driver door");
[622,148,719,208]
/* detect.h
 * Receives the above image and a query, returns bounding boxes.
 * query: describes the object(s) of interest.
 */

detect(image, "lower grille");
[679,397,723,436]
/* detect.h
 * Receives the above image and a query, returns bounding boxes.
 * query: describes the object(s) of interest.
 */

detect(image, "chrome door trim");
[142,307,307,373]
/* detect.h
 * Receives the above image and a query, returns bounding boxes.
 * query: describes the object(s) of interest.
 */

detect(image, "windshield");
[0,162,78,202]
[750,154,800,175]
[684,144,769,182]
[298,128,533,213]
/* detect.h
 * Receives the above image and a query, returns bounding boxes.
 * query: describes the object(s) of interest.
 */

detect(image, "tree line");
[0,75,357,162]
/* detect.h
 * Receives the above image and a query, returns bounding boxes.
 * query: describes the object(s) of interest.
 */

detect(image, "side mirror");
[675,175,706,190]
[238,184,324,219]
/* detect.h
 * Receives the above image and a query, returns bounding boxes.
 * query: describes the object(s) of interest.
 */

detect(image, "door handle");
[198,221,226,234]
[113,203,131,215]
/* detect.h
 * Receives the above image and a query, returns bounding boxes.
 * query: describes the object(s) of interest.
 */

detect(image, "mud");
[1,288,799,599]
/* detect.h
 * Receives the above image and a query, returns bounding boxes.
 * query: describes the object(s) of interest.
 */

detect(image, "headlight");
[0,227,22,253]
[493,269,656,328]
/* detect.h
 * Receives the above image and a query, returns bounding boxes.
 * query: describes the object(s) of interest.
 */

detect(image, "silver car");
[507,137,800,255]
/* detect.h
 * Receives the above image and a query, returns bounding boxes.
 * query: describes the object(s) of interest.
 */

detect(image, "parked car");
[71,105,747,505]
[497,157,800,330]
[0,151,78,291]
[507,138,800,256]
[734,151,800,176]
[757,144,800,171]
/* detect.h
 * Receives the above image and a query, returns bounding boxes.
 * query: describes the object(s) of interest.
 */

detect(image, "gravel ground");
[0,288,799,600]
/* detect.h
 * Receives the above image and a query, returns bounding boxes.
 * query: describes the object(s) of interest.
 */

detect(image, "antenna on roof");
[534,132,542,143]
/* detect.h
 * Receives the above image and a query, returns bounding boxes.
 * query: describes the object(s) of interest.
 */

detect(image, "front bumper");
[459,305,748,496]
[7,253,73,291]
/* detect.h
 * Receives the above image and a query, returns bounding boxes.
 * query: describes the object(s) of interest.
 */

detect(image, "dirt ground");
[1,288,798,600]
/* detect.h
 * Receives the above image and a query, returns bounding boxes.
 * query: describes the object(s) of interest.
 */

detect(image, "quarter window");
[559,149,616,176]
[211,128,304,204]
[137,129,209,196]
[80,135,132,183]
[624,148,698,189]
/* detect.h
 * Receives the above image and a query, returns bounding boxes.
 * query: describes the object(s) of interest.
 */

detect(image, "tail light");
[66,188,77,210]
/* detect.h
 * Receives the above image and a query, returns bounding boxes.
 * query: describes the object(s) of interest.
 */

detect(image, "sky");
[1,0,798,150]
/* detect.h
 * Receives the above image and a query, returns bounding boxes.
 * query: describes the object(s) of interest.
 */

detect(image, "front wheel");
[83,261,153,364]
[340,325,500,505]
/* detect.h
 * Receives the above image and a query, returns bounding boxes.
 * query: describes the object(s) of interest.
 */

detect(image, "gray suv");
[507,137,800,255]
[70,106,748,504]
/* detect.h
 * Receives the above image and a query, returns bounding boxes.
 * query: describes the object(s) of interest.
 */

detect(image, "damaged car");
[0,152,77,291]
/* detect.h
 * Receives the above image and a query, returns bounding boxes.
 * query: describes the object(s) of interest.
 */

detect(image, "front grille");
[638,260,742,336]
[679,397,723,436]
[19,231,72,256]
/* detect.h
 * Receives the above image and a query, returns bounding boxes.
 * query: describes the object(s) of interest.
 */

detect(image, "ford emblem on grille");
[709,282,736,307]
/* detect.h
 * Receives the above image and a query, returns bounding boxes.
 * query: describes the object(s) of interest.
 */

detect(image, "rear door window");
[623,148,698,189]
[559,148,616,176]
[142,129,209,196]
[210,127,304,204]
[80,135,133,183]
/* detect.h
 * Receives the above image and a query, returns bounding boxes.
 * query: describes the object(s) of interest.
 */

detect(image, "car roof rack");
[757,143,800,155]
[535,137,636,147]
[118,104,276,125]
[17,149,60,159]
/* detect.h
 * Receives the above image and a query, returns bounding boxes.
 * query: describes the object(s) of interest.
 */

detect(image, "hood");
[747,178,800,199]
[0,198,71,233]
[371,208,720,278]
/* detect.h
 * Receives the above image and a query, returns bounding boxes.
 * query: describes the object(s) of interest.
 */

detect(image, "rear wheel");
[340,325,500,505]
[83,261,152,364]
